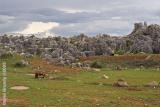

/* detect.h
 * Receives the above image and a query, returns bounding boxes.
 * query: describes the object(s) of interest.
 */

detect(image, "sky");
[0,0,160,36]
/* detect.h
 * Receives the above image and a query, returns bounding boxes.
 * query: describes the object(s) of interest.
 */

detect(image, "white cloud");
[59,8,100,14]
[59,8,86,14]
[20,22,59,34]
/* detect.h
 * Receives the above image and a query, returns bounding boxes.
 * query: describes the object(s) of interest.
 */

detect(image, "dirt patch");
[0,98,29,107]
[122,97,146,106]
[31,58,82,73]
[10,86,29,91]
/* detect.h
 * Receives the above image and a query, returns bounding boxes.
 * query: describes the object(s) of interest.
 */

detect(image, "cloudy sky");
[0,0,160,36]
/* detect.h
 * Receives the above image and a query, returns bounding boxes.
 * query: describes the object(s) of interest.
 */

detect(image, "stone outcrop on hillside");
[128,22,160,53]
[0,22,160,65]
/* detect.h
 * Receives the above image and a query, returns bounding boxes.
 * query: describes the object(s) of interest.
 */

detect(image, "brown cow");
[35,71,46,79]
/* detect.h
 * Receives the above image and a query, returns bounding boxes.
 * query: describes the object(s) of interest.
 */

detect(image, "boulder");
[24,53,33,58]
[145,81,159,88]
[113,78,129,87]
[92,68,101,72]
[102,74,109,79]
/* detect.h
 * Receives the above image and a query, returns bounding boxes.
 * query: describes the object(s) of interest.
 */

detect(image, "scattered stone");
[156,67,160,71]
[135,68,141,71]
[13,68,17,72]
[10,86,29,91]
[25,74,35,76]
[113,78,129,87]
[145,81,159,88]
[54,70,61,73]
[99,83,103,86]
[124,67,128,70]
[48,76,54,80]
[92,68,101,72]
[145,55,152,60]
[48,76,69,80]
[102,74,109,79]
[82,67,91,71]
[140,65,145,70]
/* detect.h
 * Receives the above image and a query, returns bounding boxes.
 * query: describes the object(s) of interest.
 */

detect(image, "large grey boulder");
[145,81,159,88]
[113,78,129,87]
[128,22,160,54]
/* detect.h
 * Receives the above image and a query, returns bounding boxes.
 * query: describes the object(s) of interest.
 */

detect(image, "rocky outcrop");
[0,22,160,65]
[128,22,160,54]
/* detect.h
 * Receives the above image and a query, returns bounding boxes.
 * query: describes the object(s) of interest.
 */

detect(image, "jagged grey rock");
[1,22,160,65]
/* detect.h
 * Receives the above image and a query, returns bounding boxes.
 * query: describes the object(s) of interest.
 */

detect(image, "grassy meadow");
[0,54,160,107]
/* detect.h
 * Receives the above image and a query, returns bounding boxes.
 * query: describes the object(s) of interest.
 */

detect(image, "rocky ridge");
[0,22,160,65]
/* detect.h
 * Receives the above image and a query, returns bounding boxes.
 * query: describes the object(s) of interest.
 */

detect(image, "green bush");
[115,49,125,55]
[14,60,28,67]
[14,62,26,67]
[90,61,103,68]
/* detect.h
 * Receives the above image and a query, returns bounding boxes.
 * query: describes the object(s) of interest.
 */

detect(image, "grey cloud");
[0,20,28,33]
[1,0,160,36]
[0,15,15,24]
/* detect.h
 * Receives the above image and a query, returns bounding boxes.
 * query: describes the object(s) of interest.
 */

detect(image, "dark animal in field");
[35,71,46,79]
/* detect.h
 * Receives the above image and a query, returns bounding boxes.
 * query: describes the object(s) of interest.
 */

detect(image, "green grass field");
[0,55,160,107]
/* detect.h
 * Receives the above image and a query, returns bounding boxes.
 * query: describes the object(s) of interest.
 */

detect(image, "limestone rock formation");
[0,22,160,65]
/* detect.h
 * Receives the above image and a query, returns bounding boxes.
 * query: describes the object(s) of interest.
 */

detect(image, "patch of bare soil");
[122,97,146,106]
[10,86,29,91]
[31,58,82,73]
[0,98,29,107]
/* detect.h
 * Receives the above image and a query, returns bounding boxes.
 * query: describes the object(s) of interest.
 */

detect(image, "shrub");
[14,60,28,67]
[90,61,103,68]
[115,49,126,55]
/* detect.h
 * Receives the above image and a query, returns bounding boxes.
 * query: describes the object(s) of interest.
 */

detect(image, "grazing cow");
[35,71,46,79]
